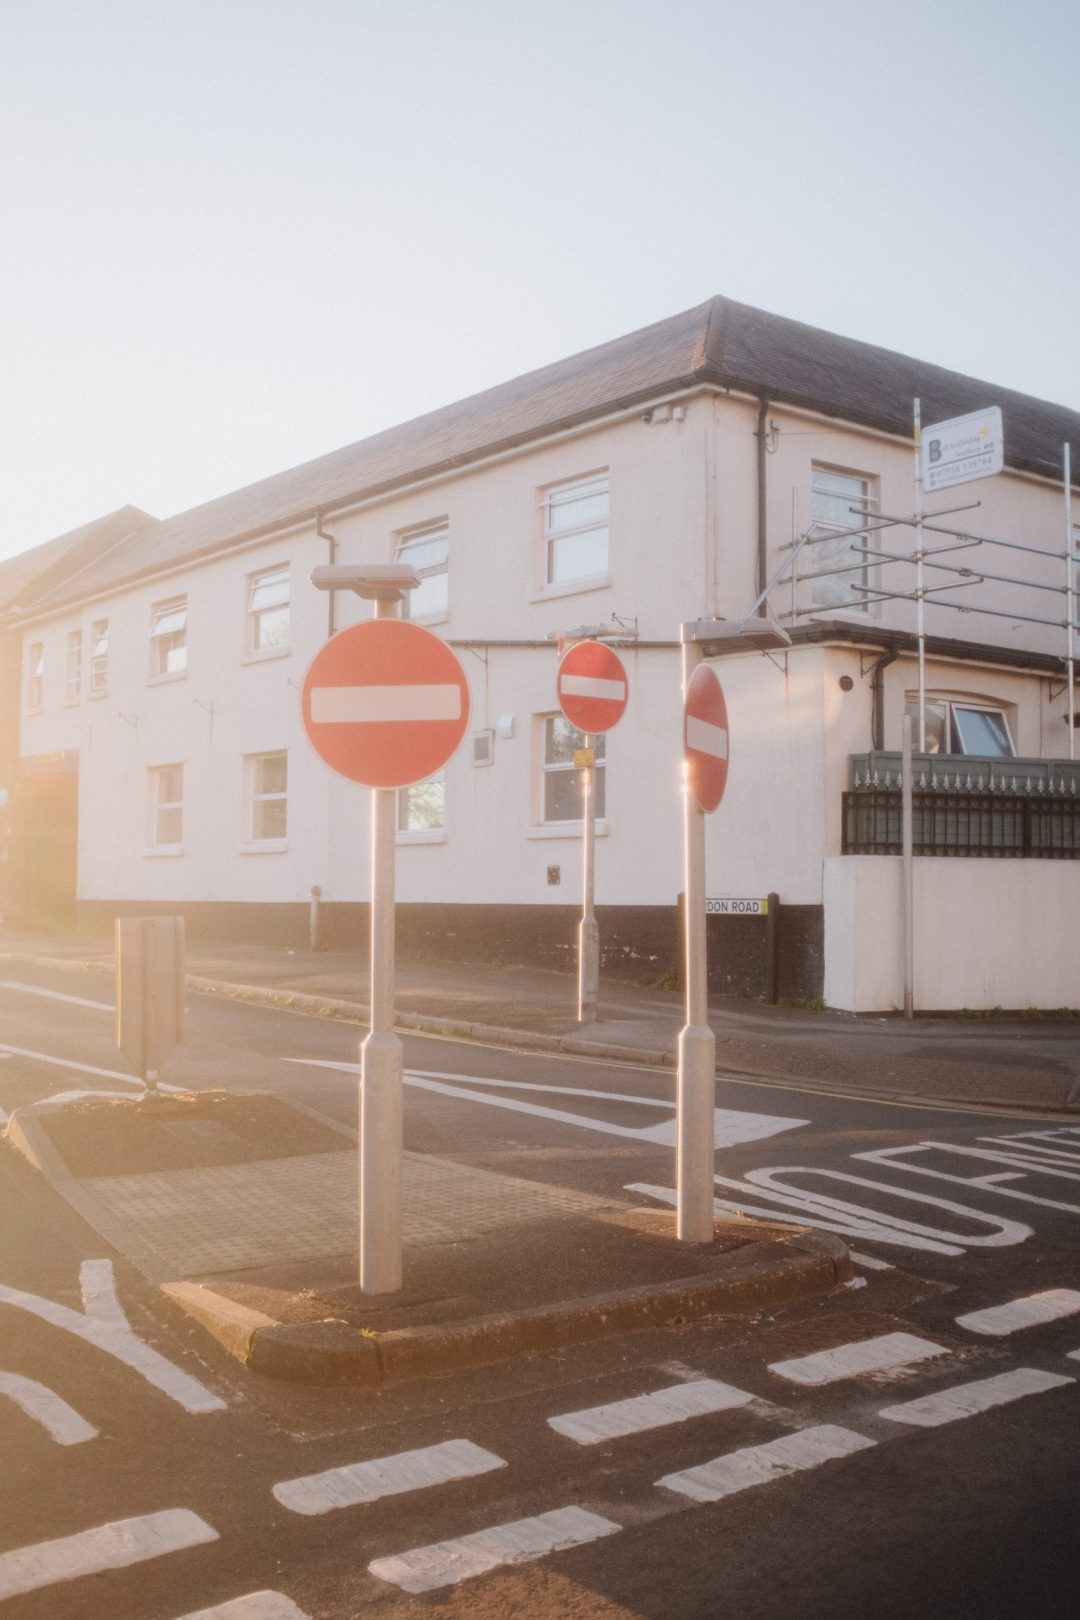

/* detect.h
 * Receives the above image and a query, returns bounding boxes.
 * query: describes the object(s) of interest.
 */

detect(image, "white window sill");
[529,574,611,604]
[88,689,108,701]
[147,671,187,687]
[64,697,81,708]
[144,845,184,858]
[396,828,447,845]
[241,645,291,666]
[238,839,288,855]
[526,820,609,840]
[25,707,43,718]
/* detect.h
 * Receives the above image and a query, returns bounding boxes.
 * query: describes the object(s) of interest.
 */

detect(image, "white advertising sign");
[920,406,1003,493]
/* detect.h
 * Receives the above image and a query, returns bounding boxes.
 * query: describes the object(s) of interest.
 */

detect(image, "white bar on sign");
[548,1377,754,1445]
[311,684,461,724]
[768,1332,947,1386]
[686,716,728,759]
[368,1506,620,1594]
[658,1425,874,1503]
[879,1367,1072,1428]
[0,1510,218,1602]
[272,1439,504,1515]
[560,674,626,702]
[955,1288,1080,1337]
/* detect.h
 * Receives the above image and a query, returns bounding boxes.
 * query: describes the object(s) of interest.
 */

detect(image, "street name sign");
[921,405,1003,493]
[706,897,767,915]
[301,618,470,788]
[557,640,629,734]
[685,664,729,813]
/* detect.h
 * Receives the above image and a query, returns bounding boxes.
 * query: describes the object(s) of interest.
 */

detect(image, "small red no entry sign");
[685,664,729,813]
[556,640,629,735]
[301,619,470,788]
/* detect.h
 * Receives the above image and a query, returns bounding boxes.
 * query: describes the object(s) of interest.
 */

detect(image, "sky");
[2,0,1078,562]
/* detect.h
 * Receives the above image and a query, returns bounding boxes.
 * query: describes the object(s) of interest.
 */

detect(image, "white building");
[2,296,1079,1010]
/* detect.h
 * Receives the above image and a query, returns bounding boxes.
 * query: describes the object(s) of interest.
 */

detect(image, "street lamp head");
[310,563,421,602]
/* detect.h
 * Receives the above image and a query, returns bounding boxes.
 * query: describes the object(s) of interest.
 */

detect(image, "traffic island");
[5,1088,852,1387]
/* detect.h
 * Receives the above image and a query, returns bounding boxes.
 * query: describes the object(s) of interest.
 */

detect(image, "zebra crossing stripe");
[273,1439,504,1516]
[548,1378,754,1444]
[368,1506,620,1594]
[0,1370,97,1445]
[879,1366,1073,1427]
[658,1425,874,1503]
[955,1288,1080,1337]
[0,1509,218,1601]
[173,1593,310,1619]
[769,1333,948,1386]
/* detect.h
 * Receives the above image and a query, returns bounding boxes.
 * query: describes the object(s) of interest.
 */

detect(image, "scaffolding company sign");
[921,405,1003,493]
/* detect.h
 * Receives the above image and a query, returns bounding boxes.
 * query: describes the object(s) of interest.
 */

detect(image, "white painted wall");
[823,854,1080,1011]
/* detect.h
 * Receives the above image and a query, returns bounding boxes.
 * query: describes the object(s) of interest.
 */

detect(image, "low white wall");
[823,855,1080,1012]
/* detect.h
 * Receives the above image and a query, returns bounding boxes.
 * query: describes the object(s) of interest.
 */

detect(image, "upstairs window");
[906,699,1015,758]
[247,565,290,653]
[149,596,187,678]
[65,630,82,703]
[397,770,445,834]
[245,751,288,842]
[148,763,183,849]
[807,466,876,610]
[543,475,609,587]
[542,715,606,822]
[26,643,44,712]
[89,619,109,696]
[396,526,449,620]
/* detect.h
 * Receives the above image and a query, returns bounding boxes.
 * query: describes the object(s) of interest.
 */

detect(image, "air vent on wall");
[472,729,495,766]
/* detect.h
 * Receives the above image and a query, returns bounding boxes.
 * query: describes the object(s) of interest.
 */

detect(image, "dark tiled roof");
[11,298,1080,614]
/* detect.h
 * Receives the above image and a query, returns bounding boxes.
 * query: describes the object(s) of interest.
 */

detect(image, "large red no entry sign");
[685,663,729,813]
[301,619,470,788]
[556,640,629,734]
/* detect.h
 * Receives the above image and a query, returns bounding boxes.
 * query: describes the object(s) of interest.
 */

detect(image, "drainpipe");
[870,649,898,750]
[315,510,338,638]
[755,397,770,615]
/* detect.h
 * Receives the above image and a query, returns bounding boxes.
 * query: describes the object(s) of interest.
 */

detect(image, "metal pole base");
[676,1023,716,1243]
[578,917,599,1023]
[359,1029,404,1294]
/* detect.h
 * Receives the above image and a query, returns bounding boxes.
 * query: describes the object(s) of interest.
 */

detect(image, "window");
[246,751,288,842]
[149,596,187,678]
[542,716,606,822]
[397,770,445,833]
[65,630,82,703]
[543,475,609,587]
[906,699,1015,758]
[89,619,109,696]
[807,466,876,610]
[26,643,43,712]
[246,565,290,653]
[396,526,448,619]
[148,764,183,848]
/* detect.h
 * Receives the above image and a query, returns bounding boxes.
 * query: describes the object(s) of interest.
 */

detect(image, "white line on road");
[173,1593,310,1619]
[0,1042,142,1084]
[311,684,462,723]
[768,1333,948,1386]
[658,1425,875,1504]
[273,1439,505,1516]
[879,1367,1072,1427]
[0,1370,98,1445]
[955,1289,1080,1337]
[548,1377,755,1445]
[0,1259,226,1415]
[0,1509,218,1601]
[848,1250,894,1271]
[368,1506,620,1594]
[0,980,114,1011]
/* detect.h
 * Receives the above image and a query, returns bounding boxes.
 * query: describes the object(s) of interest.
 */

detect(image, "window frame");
[245,563,291,657]
[148,595,188,681]
[65,629,82,704]
[906,697,1017,759]
[147,763,184,852]
[26,642,44,713]
[395,524,449,622]
[89,619,109,698]
[805,464,878,614]
[243,750,289,847]
[396,769,446,843]
[539,714,607,826]
[540,473,610,592]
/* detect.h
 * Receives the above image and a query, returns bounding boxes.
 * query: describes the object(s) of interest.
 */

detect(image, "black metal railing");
[842,790,1080,858]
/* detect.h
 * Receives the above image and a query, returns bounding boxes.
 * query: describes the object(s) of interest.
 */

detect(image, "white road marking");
[955,1288,1080,1337]
[856,1142,1080,1215]
[0,1508,218,1601]
[768,1332,948,1386]
[848,1250,894,1271]
[879,1367,1073,1427]
[0,1042,143,1084]
[685,715,728,759]
[1068,1349,1080,1362]
[0,1370,98,1445]
[311,684,461,723]
[548,1377,755,1445]
[0,980,113,1011]
[559,673,626,702]
[658,1424,874,1503]
[0,1259,226,1415]
[368,1506,620,1594]
[173,1593,310,1619]
[273,1439,504,1516]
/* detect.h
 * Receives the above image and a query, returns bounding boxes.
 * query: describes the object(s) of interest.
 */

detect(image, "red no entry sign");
[685,664,729,813]
[556,640,629,734]
[301,619,470,788]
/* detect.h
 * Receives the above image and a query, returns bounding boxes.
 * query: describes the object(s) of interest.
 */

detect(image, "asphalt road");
[1,962,1078,1619]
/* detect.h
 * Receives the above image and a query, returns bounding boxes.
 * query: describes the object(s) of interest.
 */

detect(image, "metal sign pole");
[913,399,927,752]
[360,596,404,1295]
[578,736,599,1023]
[1065,444,1075,763]
[677,641,716,1243]
[901,712,915,1019]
